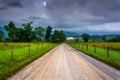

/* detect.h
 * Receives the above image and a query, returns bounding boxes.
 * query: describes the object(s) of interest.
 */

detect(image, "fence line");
[71,43,110,58]
[0,43,52,60]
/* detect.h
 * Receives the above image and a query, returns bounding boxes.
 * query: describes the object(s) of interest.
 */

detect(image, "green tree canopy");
[3,21,66,42]
[34,27,45,41]
[45,26,52,41]
[102,35,106,42]
[0,30,4,41]
[22,22,34,42]
[4,21,16,41]
[4,21,16,31]
[81,33,90,42]
[107,35,120,42]
[50,30,66,43]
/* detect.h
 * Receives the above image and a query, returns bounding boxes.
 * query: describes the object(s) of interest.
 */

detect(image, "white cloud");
[86,22,120,32]
[41,14,49,20]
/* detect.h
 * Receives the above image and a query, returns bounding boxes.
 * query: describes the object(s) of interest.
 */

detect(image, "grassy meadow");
[85,42,120,51]
[68,42,120,70]
[0,42,58,80]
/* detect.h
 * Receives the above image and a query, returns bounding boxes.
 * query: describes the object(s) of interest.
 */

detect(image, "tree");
[4,21,16,41]
[45,26,52,41]
[4,21,16,31]
[102,35,106,42]
[34,27,45,41]
[81,33,90,42]
[0,30,4,41]
[13,28,26,42]
[59,30,66,42]
[22,22,33,42]
[50,30,66,43]
[107,35,120,42]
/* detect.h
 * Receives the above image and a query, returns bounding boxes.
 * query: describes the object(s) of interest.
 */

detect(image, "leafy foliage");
[4,21,16,31]
[45,26,52,41]
[4,21,16,41]
[0,30,4,41]
[3,21,67,42]
[102,35,106,42]
[81,33,90,42]
[50,30,66,43]
[22,22,35,42]
[34,27,45,41]
[107,35,120,42]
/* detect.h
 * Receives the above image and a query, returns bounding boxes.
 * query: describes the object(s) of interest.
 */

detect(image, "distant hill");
[106,34,120,39]
[63,31,80,37]
[90,34,120,42]
[64,31,120,41]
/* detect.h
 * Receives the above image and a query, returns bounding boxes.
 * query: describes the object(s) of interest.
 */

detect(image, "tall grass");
[87,42,120,51]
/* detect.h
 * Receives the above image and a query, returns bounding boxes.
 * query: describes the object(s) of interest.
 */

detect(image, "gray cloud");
[0,6,7,10]
[6,1,23,8]
[0,0,120,33]
[0,0,23,9]
[46,0,120,21]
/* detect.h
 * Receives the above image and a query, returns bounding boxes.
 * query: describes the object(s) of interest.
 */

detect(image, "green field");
[0,42,57,80]
[68,42,120,70]
[84,42,120,51]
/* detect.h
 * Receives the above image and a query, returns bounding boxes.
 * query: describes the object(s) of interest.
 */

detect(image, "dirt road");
[8,43,120,80]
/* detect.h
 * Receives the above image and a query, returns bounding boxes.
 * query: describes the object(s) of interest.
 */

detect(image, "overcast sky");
[0,0,120,33]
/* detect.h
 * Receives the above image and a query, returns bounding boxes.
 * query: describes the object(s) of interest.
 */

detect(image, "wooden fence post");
[48,43,49,48]
[86,44,88,51]
[46,43,47,48]
[77,43,78,48]
[11,45,14,60]
[42,42,43,51]
[79,43,80,48]
[106,46,109,58]
[37,43,38,54]
[75,43,76,48]
[45,43,46,49]
[4,43,8,50]
[82,43,83,49]
[28,44,30,56]
[94,45,96,53]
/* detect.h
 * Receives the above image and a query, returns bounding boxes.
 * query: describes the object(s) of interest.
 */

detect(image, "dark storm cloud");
[0,6,7,10]
[0,0,120,32]
[6,1,23,8]
[43,0,120,31]
[86,0,120,18]
[0,0,23,9]
[28,16,42,20]
[46,0,120,21]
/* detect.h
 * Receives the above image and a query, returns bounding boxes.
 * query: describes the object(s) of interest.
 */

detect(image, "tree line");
[0,21,66,43]
[75,33,120,42]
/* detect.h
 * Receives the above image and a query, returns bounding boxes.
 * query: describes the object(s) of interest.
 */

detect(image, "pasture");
[0,42,57,80]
